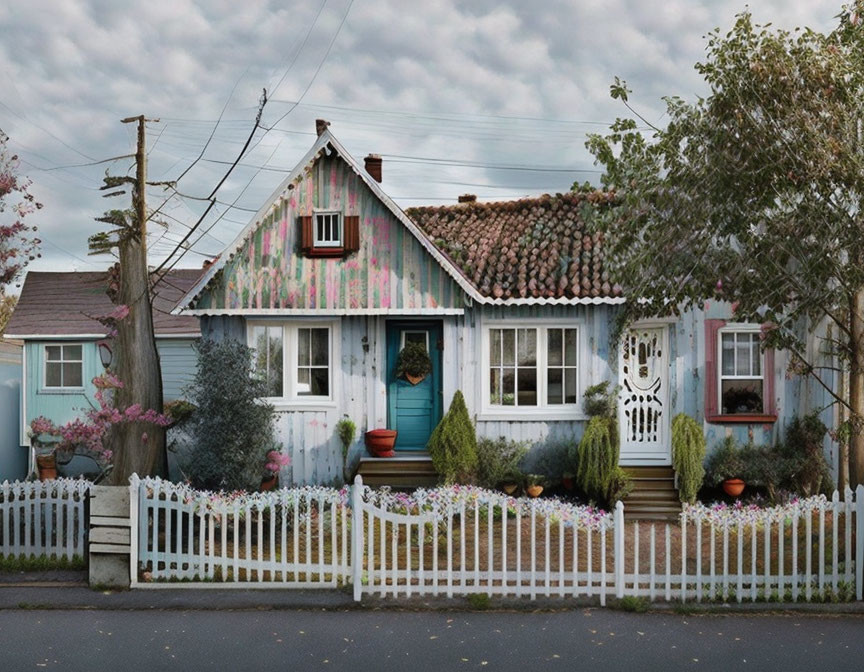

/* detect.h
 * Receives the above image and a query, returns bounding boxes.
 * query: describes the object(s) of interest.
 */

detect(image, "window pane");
[490,330,502,366]
[517,329,536,366]
[253,326,283,397]
[46,346,62,361]
[404,331,427,350]
[502,368,515,405]
[547,368,563,405]
[298,328,310,366]
[736,337,751,376]
[502,330,515,366]
[517,368,537,406]
[547,329,563,366]
[564,368,578,404]
[721,334,735,375]
[309,368,329,396]
[310,328,329,366]
[64,345,82,361]
[721,379,764,414]
[297,367,311,394]
[45,362,62,387]
[751,335,761,376]
[63,363,82,387]
[490,368,501,405]
[564,329,578,366]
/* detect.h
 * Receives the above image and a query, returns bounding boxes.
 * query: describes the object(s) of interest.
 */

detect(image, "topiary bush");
[475,436,528,489]
[671,413,706,503]
[428,390,478,484]
[181,339,280,492]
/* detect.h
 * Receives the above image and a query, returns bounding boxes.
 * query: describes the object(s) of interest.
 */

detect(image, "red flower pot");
[365,429,397,458]
[261,475,278,491]
[722,478,746,497]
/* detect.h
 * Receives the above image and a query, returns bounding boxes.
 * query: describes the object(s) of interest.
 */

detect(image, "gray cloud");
[0,0,841,275]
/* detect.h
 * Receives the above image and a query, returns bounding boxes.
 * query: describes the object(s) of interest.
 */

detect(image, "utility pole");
[93,115,168,483]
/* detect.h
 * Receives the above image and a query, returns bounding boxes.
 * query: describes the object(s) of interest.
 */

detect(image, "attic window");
[314,212,342,247]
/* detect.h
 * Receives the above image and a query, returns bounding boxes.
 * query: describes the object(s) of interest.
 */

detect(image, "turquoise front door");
[386,321,443,451]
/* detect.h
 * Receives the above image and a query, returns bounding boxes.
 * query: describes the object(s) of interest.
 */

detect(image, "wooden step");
[621,466,682,519]
[355,454,438,489]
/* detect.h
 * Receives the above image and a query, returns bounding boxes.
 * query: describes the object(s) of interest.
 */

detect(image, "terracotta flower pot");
[722,478,746,497]
[36,454,57,481]
[526,485,544,498]
[261,475,278,491]
[365,429,397,458]
[404,373,426,385]
[502,483,518,496]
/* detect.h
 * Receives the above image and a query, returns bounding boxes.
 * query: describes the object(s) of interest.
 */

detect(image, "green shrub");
[671,413,706,503]
[475,436,528,489]
[428,390,478,484]
[617,595,649,613]
[574,416,629,507]
[582,381,618,418]
[704,436,746,486]
[524,440,572,487]
[335,416,357,481]
[182,339,280,491]
[467,593,490,610]
[782,414,833,496]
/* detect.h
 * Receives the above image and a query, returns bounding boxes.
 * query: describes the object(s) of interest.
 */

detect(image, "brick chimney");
[315,118,331,136]
[458,194,477,203]
[364,154,382,183]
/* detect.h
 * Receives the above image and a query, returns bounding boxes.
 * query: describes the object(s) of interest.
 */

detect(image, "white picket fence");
[0,478,91,560]
[131,475,864,604]
[131,476,351,586]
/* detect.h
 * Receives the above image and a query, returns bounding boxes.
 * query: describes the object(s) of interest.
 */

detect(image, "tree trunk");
[108,236,166,485]
[849,288,864,487]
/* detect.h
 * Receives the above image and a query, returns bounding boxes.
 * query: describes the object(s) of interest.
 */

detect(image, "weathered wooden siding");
[156,339,198,401]
[196,154,464,312]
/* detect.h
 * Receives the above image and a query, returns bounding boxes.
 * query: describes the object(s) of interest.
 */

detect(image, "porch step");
[356,454,439,489]
[621,466,681,520]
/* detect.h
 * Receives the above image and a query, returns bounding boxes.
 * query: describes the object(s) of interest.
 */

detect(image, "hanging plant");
[395,341,432,384]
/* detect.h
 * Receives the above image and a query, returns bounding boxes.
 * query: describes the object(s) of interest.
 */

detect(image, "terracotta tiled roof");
[4,269,203,337]
[407,192,621,302]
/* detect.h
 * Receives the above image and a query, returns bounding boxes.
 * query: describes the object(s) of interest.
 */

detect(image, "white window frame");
[313,210,343,248]
[42,343,85,391]
[479,321,584,421]
[400,330,429,351]
[717,323,765,415]
[247,320,339,409]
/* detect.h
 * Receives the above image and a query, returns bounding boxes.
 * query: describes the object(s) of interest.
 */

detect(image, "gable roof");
[3,269,203,338]
[176,129,485,312]
[407,193,624,304]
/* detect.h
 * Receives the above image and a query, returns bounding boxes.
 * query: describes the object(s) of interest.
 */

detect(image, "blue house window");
[44,344,83,389]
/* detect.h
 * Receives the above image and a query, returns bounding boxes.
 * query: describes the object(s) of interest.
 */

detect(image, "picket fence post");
[614,501,625,599]
[856,484,864,601]
[129,474,140,587]
[351,475,364,602]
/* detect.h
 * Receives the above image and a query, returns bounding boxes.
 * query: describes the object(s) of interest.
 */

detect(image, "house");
[176,122,838,509]
[0,339,25,481]
[3,269,203,478]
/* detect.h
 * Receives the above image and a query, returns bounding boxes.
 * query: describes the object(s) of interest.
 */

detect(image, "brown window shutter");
[299,215,313,252]
[344,215,360,253]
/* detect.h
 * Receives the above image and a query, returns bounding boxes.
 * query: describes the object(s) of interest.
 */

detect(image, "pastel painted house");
[3,269,203,478]
[176,123,838,510]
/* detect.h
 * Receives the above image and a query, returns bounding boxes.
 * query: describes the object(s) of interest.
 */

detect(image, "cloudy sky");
[0,0,842,277]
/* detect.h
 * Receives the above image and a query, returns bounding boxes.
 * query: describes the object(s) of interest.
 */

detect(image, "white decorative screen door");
[618,326,670,464]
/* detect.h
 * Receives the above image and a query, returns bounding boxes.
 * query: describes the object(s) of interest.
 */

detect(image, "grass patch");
[0,554,85,573]
[616,595,649,613]
[467,593,491,610]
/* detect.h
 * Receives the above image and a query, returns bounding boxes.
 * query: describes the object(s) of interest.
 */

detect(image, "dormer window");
[300,213,360,258]
[314,212,342,248]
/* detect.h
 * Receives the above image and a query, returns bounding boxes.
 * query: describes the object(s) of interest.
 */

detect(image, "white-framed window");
[249,322,335,403]
[400,330,429,351]
[43,344,84,389]
[483,324,580,413]
[718,325,765,415]
[314,211,342,248]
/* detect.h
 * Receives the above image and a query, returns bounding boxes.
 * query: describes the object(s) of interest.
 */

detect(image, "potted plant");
[36,451,58,481]
[705,437,747,497]
[525,473,545,498]
[262,450,290,490]
[500,468,522,496]
[336,416,357,480]
[395,341,432,385]
[365,429,397,457]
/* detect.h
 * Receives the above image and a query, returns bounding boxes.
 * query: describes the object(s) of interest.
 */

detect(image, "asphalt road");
[1,608,862,671]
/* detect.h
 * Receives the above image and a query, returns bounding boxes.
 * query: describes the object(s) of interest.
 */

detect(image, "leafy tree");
[0,131,40,290]
[584,5,864,486]
[428,390,478,484]
[182,339,279,492]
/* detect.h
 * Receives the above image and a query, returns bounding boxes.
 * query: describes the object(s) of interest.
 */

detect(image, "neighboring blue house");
[3,269,203,478]
[0,339,26,481]
[174,122,838,502]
